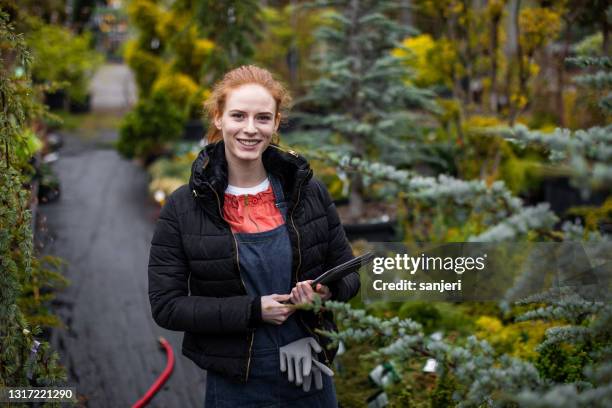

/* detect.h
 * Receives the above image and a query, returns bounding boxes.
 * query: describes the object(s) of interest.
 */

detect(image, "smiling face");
[215,83,280,167]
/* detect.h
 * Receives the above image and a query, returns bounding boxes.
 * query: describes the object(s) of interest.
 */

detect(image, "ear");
[214,114,222,130]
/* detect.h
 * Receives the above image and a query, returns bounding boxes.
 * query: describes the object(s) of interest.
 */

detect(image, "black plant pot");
[44,90,67,110]
[36,162,61,204]
[334,199,398,241]
[38,184,61,204]
[69,94,92,113]
[541,177,609,216]
[343,221,397,242]
[183,119,205,141]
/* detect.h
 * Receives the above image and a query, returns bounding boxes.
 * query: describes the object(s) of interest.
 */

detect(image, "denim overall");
[204,175,338,408]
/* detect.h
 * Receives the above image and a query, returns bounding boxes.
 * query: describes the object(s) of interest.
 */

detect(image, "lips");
[236,138,262,146]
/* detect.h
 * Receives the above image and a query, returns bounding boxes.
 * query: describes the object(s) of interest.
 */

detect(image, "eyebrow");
[229,109,274,116]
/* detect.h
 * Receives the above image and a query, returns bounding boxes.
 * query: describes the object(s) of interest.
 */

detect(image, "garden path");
[89,63,137,111]
[38,64,207,407]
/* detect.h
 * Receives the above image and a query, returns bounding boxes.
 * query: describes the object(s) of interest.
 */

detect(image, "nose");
[243,117,257,135]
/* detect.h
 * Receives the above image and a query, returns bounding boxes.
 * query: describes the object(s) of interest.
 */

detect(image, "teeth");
[237,139,260,146]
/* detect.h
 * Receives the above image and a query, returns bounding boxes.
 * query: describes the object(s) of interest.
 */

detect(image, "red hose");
[132,337,175,408]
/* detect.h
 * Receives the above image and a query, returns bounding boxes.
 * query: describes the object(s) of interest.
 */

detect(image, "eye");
[230,112,244,119]
[257,115,272,122]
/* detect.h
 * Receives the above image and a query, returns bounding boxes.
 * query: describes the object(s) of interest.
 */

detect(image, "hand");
[279,337,322,386]
[301,358,334,392]
[261,294,294,325]
[290,280,332,305]
[314,283,332,301]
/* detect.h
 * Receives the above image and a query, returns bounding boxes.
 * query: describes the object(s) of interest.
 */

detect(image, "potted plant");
[27,20,103,112]
[151,71,210,141]
[117,90,186,164]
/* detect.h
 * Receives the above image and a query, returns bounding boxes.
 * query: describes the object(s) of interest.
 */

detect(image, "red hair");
[204,65,292,143]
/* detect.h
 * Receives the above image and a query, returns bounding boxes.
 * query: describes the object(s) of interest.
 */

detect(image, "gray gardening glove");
[279,337,322,386]
[301,357,334,392]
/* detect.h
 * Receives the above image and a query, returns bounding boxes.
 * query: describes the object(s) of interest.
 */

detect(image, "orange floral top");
[223,185,284,234]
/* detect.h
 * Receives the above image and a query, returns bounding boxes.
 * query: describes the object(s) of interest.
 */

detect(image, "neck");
[226,156,267,188]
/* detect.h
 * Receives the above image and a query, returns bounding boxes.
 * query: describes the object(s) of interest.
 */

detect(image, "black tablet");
[312,252,375,287]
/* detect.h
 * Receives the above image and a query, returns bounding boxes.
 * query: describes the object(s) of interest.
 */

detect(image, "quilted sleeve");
[148,193,255,333]
[314,179,360,302]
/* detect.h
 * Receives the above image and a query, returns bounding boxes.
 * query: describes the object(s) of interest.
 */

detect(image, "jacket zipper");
[196,147,328,376]
[204,182,254,383]
[289,169,331,365]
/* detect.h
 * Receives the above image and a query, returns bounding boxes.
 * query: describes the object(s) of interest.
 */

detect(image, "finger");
[297,284,307,303]
[296,282,307,296]
[314,367,323,390]
[295,358,303,385]
[293,286,302,303]
[297,283,308,303]
[307,337,322,353]
[302,373,312,392]
[274,304,288,314]
[303,283,316,301]
[317,284,331,300]
[313,359,334,377]
[301,281,312,293]
[268,301,287,310]
[272,293,291,301]
[302,354,312,376]
[280,351,287,372]
[287,356,295,383]
[277,307,289,318]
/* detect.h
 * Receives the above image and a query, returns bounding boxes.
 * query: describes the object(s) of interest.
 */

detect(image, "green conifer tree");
[299,0,436,219]
[194,0,262,81]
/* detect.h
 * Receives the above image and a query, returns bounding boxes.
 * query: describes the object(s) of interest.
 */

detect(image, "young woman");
[148,65,359,407]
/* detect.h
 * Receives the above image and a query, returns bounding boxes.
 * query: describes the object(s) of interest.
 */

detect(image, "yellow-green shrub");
[475,315,554,360]
[152,71,209,118]
[127,0,162,39]
[393,34,460,88]
[124,39,163,96]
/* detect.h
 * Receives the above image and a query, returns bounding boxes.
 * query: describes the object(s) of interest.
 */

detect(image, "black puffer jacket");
[148,141,359,383]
